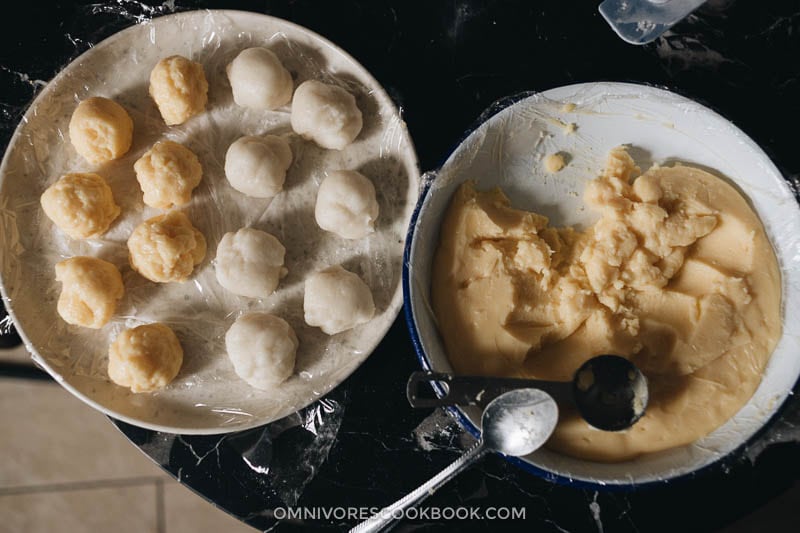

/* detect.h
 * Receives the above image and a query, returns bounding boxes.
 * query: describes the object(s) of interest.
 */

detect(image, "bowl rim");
[401,81,800,491]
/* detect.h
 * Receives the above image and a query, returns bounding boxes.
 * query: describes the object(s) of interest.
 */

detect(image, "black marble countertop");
[2,1,800,531]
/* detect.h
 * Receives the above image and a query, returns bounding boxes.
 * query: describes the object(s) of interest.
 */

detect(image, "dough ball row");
[225,265,376,391]
[40,48,379,394]
[65,48,363,165]
[225,47,363,149]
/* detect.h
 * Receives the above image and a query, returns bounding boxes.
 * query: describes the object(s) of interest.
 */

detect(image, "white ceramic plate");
[405,82,800,486]
[0,10,419,434]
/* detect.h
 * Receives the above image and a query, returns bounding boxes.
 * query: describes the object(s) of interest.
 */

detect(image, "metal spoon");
[350,389,558,533]
[408,354,648,431]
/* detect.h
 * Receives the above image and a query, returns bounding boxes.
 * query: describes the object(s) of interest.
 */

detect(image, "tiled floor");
[0,345,255,533]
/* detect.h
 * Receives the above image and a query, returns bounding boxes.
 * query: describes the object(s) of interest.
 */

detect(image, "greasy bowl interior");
[406,82,800,486]
[0,10,419,433]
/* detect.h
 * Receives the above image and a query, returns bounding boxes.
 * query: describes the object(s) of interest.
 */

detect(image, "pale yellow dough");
[68,97,133,164]
[40,172,120,239]
[432,147,782,462]
[128,211,206,283]
[134,140,203,209]
[55,257,124,329]
[149,56,208,125]
[108,323,183,393]
[544,153,565,173]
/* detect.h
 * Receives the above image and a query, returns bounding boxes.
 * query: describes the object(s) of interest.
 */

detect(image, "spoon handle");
[349,441,488,533]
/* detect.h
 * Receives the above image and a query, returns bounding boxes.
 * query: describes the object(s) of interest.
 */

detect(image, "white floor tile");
[0,378,167,487]
[0,483,158,533]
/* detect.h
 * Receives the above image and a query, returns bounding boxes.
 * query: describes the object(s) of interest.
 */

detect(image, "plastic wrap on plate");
[0,9,419,433]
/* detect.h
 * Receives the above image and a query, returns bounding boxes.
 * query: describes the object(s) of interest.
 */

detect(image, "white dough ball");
[215,228,287,298]
[315,170,379,239]
[225,313,298,389]
[227,47,293,110]
[108,323,183,393]
[224,135,293,198]
[290,80,363,150]
[69,97,133,164]
[304,265,375,335]
[55,257,124,329]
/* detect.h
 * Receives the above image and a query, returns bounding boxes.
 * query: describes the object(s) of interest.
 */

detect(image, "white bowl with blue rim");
[403,82,800,487]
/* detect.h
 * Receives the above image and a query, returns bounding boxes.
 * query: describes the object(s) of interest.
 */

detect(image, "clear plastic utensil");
[349,389,558,533]
[599,0,706,44]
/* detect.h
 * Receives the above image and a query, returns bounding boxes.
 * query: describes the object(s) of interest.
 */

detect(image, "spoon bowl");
[482,388,559,456]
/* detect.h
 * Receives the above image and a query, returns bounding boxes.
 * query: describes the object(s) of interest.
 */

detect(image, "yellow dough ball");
[40,172,120,239]
[149,55,208,125]
[128,211,206,283]
[55,257,124,329]
[108,323,183,393]
[134,140,202,209]
[68,97,134,164]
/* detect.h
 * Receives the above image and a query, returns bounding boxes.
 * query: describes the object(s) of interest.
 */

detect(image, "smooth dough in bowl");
[431,147,781,462]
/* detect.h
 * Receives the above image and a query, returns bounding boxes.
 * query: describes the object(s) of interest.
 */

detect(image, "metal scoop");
[350,389,558,533]
[408,355,648,431]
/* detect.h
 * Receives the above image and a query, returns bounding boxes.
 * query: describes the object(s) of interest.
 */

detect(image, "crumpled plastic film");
[174,392,346,508]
